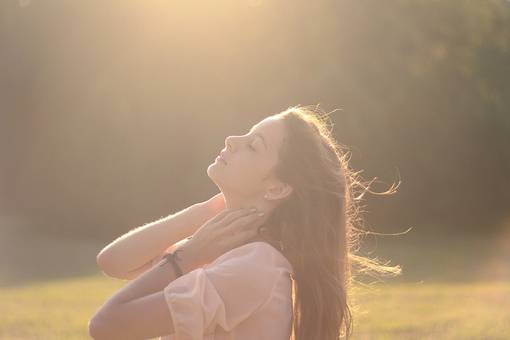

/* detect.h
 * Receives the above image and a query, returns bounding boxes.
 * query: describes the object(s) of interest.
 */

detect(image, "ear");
[263,183,293,201]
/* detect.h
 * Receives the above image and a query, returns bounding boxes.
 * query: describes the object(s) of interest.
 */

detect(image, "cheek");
[227,157,266,186]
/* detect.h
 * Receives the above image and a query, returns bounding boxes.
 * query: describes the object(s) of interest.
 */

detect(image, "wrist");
[173,244,201,274]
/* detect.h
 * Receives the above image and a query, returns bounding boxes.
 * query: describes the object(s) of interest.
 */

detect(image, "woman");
[89,105,401,340]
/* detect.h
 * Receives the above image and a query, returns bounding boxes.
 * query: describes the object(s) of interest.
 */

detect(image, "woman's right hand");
[173,192,225,243]
[175,207,267,272]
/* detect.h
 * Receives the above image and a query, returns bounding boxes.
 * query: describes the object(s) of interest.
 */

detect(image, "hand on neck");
[222,191,274,214]
[220,190,285,250]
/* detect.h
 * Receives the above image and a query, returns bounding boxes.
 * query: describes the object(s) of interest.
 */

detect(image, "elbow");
[96,252,113,276]
[88,314,112,340]
[89,315,138,340]
[96,251,110,271]
[89,309,124,340]
[96,250,124,279]
[88,315,102,339]
[96,255,132,280]
[96,247,111,271]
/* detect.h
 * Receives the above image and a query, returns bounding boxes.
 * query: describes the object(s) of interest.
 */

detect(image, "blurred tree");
[1,0,508,239]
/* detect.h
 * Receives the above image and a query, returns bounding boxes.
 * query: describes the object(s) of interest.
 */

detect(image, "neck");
[221,191,283,247]
[223,191,273,214]
[220,190,288,250]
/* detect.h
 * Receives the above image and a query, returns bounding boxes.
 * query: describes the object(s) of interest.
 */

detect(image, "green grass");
[350,281,510,339]
[1,220,509,339]
[0,275,508,339]
[0,274,121,340]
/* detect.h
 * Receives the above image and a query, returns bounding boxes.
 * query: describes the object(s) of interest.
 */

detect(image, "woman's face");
[207,116,286,198]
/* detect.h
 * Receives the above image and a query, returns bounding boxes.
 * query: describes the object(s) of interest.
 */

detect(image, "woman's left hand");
[174,207,267,272]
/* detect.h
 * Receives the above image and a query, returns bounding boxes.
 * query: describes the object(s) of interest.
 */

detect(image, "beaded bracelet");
[157,236,192,277]
[159,249,184,277]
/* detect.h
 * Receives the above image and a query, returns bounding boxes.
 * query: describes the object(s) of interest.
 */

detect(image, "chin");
[208,163,238,194]
[207,161,224,184]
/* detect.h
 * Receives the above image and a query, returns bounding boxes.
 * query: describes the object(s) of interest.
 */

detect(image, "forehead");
[250,117,285,148]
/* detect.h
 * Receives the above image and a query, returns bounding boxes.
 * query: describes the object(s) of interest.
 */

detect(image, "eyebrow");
[253,132,268,151]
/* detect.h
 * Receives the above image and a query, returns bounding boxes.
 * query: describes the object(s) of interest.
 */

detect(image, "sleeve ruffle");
[163,244,280,339]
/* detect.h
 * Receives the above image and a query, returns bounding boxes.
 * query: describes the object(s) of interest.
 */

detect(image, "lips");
[219,152,228,164]
[216,155,227,165]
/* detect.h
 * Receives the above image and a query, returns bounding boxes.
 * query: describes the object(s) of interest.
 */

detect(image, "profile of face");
[207,116,292,203]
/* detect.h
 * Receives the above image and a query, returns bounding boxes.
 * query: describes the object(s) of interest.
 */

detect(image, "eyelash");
[243,133,256,151]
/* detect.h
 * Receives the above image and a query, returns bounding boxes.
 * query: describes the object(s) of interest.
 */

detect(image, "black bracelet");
[159,250,184,277]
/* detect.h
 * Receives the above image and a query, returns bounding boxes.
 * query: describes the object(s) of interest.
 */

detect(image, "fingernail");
[257,212,264,216]
[250,207,258,213]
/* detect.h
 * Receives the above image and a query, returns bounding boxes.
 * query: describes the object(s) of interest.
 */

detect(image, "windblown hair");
[258,104,402,340]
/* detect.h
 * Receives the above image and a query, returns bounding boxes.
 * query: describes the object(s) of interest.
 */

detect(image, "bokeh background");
[1,0,509,338]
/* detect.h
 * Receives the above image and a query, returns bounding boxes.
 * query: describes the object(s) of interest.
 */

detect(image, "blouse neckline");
[238,241,294,274]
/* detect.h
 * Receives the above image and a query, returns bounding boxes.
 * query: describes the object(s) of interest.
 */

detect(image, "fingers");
[208,207,239,224]
[216,207,257,227]
[226,226,261,247]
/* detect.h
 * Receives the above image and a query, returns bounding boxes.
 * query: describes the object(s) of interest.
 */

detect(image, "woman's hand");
[175,207,267,272]
[175,192,225,242]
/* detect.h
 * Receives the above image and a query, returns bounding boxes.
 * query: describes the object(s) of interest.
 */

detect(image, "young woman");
[89,105,401,340]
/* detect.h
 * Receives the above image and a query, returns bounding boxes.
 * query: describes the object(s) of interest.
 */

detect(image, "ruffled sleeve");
[162,243,282,340]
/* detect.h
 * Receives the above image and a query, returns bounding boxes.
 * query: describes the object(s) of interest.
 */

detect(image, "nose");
[224,134,246,152]
[224,135,235,151]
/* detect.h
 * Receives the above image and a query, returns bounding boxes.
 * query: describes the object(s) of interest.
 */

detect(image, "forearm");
[90,253,196,339]
[97,202,213,276]
[100,243,199,307]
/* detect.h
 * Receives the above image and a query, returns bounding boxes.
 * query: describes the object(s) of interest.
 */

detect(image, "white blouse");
[157,241,294,340]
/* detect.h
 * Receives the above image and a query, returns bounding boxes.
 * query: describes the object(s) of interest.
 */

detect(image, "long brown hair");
[258,104,402,340]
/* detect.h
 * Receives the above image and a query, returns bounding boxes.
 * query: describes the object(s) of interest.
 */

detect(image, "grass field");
[1,220,509,339]
[351,280,510,339]
[1,275,508,339]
